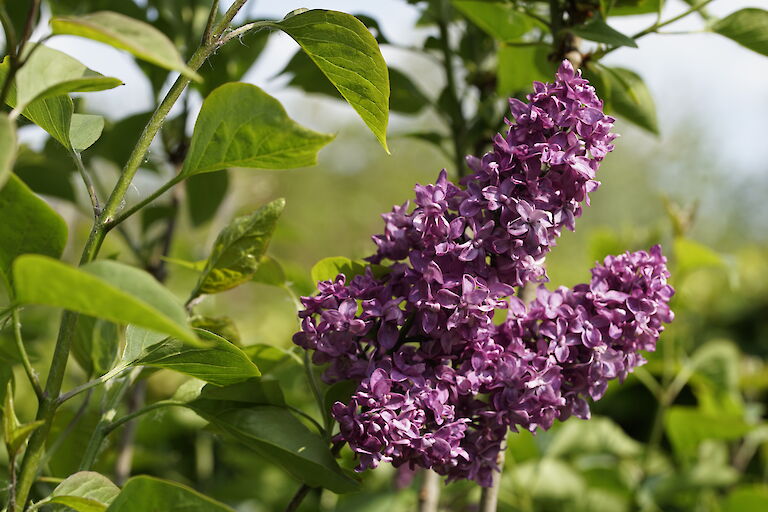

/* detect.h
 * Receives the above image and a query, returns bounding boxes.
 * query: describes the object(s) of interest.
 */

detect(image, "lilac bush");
[293,61,674,486]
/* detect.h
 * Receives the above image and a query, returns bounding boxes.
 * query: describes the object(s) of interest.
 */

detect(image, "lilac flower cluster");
[293,61,674,486]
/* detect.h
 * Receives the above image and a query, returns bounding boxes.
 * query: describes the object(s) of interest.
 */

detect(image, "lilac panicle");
[292,61,672,487]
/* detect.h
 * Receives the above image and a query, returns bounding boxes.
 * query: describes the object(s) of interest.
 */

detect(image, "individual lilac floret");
[292,62,670,487]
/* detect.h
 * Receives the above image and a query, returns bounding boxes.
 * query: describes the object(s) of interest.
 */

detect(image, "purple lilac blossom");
[292,61,673,487]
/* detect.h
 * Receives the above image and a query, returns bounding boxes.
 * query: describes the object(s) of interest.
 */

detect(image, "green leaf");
[189,404,358,493]
[0,113,17,189]
[192,198,285,297]
[270,10,390,152]
[311,257,367,284]
[194,377,285,407]
[185,170,229,227]
[0,57,74,148]
[106,475,234,512]
[723,485,768,512]
[280,50,426,115]
[453,1,531,41]
[51,11,202,81]
[3,382,44,456]
[610,0,662,16]
[0,174,68,288]
[546,417,642,458]
[712,9,768,57]
[69,113,105,152]
[587,64,658,134]
[14,143,77,203]
[496,44,552,96]
[49,471,120,512]
[13,256,199,345]
[88,111,152,167]
[674,237,724,275]
[189,315,241,345]
[251,256,287,287]
[242,344,296,375]
[182,83,333,176]
[323,380,357,415]
[664,407,752,458]
[571,17,637,48]
[131,329,260,386]
[14,44,122,111]
[73,316,120,378]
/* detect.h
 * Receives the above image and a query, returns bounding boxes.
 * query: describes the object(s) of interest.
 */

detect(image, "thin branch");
[202,0,220,44]
[106,174,183,229]
[418,470,441,512]
[70,150,102,217]
[56,364,130,406]
[284,485,312,512]
[211,0,249,39]
[0,0,40,106]
[11,308,43,401]
[114,381,146,485]
[102,400,187,437]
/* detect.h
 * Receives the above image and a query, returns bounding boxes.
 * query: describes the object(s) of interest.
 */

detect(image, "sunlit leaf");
[73,316,120,378]
[571,16,637,48]
[270,10,390,152]
[586,64,658,134]
[49,471,120,512]
[192,198,285,297]
[182,83,334,176]
[130,329,260,386]
[69,113,105,152]
[51,11,202,81]
[13,256,198,345]
[14,44,122,111]
[496,44,552,96]
[665,407,751,458]
[311,256,367,284]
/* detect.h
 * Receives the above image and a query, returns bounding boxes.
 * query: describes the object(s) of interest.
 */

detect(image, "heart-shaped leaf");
[51,11,201,81]
[182,83,333,177]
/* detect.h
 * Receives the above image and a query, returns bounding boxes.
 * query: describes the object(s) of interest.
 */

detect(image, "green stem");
[69,150,101,217]
[107,174,183,229]
[11,308,43,401]
[418,470,441,512]
[102,400,186,438]
[78,372,137,471]
[56,364,129,406]
[597,0,715,58]
[202,0,220,44]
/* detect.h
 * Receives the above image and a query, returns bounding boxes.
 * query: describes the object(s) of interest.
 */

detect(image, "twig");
[56,364,130,405]
[11,308,43,401]
[418,470,441,512]
[106,175,183,229]
[284,485,312,512]
[0,0,40,105]
[70,150,102,217]
[202,0,220,44]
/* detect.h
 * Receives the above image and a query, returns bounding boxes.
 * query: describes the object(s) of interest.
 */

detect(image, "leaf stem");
[69,150,102,217]
[212,0,249,39]
[107,174,183,229]
[202,0,220,44]
[102,399,186,438]
[11,308,43,401]
[55,364,130,406]
[0,0,40,107]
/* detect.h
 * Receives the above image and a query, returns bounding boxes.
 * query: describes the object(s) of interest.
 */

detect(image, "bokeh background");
[4,1,768,510]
